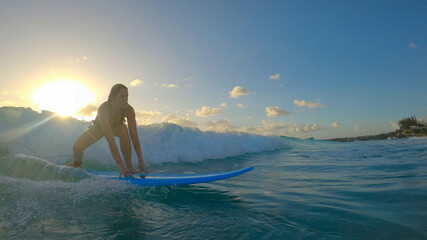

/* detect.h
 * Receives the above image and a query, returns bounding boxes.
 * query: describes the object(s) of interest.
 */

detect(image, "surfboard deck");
[89,166,254,186]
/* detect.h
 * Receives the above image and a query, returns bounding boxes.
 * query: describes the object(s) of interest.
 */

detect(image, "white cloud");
[14,91,25,100]
[0,90,27,107]
[0,100,15,107]
[182,77,193,82]
[294,100,327,109]
[269,73,280,80]
[330,122,341,128]
[130,79,144,87]
[162,114,198,128]
[288,123,323,133]
[195,106,222,117]
[206,118,326,136]
[206,119,237,132]
[266,106,290,117]
[241,120,287,136]
[128,79,181,89]
[221,102,227,107]
[261,120,287,131]
[390,121,399,131]
[162,114,177,122]
[162,83,179,88]
[409,42,418,49]
[229,86,249,98]
[236,103,247,109]
[76,103,97,116]
[68,56,88,63]
[136,110,162,125]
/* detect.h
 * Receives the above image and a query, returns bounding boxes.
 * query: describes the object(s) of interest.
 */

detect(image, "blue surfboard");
[90,166,254,186]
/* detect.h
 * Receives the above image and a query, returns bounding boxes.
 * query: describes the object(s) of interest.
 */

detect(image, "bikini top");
[92,101,126,127]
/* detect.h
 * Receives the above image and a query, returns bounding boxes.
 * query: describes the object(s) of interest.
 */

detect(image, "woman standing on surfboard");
[68,84,149,177]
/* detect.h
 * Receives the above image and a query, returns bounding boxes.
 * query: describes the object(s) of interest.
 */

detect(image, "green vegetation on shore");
[329,116,427,142]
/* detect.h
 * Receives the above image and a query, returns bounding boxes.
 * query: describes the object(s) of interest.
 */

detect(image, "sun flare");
[32,80,95,117]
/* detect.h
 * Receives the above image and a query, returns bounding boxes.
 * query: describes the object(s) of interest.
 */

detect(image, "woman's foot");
[66,161,82,167]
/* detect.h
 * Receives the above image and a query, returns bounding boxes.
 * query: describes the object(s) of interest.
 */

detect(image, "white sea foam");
[0,107,286,165]
[0,170,135,229]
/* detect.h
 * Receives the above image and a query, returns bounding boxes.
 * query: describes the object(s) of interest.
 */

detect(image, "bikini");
[91,102,126,128]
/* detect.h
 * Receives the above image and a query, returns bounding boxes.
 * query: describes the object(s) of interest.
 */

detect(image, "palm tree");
[398,115,421,130]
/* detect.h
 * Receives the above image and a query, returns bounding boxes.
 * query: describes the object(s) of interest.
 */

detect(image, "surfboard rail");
[90,166,254,186]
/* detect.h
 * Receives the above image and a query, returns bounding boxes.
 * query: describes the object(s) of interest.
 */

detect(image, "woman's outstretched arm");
[99,104,132,177]
[127,106,149,173]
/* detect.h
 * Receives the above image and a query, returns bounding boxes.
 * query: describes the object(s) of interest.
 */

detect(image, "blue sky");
[0,0,426,139]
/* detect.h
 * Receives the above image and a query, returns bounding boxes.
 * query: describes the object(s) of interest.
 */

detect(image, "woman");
[68,84,149,177]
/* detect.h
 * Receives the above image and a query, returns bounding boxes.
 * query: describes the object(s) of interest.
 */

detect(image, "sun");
[32,80,95,117]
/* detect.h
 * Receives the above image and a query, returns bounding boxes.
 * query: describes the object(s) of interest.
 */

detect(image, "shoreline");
[328,129,427,142]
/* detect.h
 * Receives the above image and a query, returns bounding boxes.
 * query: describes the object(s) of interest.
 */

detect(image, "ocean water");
[1,136,426,239]
[0,109,426,239]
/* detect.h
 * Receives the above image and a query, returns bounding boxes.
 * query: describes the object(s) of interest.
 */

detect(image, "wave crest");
[0,107,287,165]
[0,154,90,182]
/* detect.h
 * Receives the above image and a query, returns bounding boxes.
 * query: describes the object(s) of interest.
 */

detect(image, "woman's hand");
[139,161,150,174]
[128,166,142,174]
[118,162,132,178]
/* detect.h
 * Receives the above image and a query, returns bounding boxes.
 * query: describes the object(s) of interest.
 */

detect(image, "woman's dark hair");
[108,84,128,102]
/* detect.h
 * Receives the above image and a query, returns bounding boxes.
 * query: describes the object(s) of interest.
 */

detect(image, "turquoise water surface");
[1,136,426,239]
